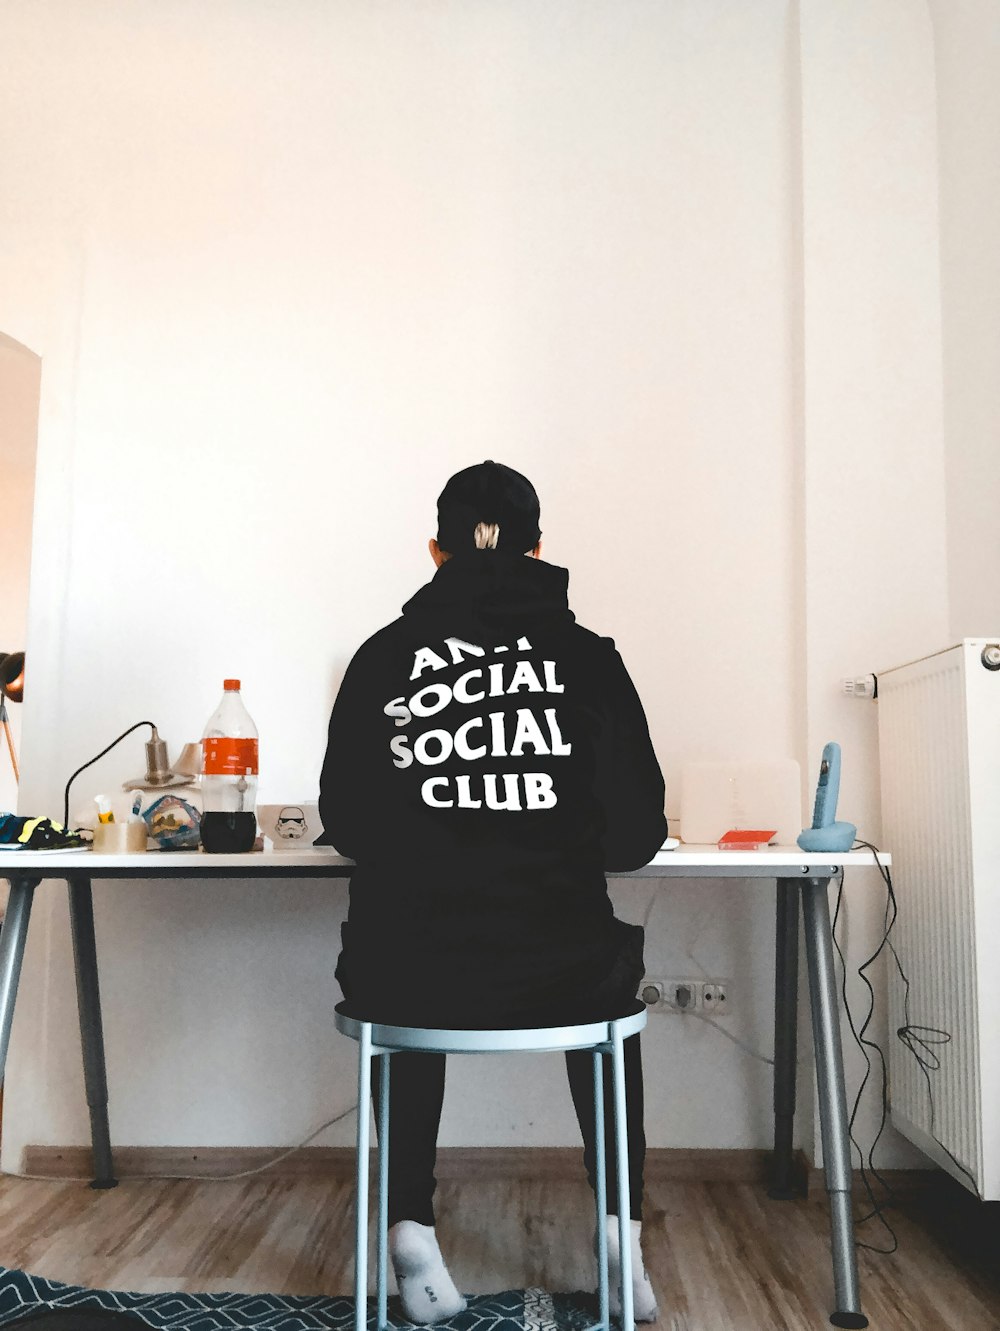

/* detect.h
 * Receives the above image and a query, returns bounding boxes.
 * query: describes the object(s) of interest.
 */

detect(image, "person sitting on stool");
[319,460,667,1324]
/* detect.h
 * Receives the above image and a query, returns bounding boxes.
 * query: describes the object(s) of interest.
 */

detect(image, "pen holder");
[92,822,148,854]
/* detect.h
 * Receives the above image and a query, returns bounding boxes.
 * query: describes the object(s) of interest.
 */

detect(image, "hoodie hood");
[401,549,576,645]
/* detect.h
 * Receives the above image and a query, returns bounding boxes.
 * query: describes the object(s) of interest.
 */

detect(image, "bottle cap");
[224,678,241,691]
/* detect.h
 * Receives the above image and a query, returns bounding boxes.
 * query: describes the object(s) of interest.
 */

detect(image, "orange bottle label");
[202,737,259,776]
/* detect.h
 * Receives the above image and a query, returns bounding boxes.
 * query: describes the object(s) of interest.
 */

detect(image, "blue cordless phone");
[797,742,857,853]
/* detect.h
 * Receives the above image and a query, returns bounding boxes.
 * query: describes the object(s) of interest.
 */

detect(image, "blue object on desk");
[797,741,857,852]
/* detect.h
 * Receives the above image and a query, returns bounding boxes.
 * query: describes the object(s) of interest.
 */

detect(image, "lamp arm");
[63,720,158,828]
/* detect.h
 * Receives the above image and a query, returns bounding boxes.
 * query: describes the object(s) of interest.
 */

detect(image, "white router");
[679,759,802,847]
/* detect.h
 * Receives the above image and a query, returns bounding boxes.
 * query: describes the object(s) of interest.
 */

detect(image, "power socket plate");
[703,980,730,1015]
[638,977,704,1014]
[638,977,732,1015]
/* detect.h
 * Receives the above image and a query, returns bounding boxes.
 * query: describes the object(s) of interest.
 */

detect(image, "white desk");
[0,845,888,1330]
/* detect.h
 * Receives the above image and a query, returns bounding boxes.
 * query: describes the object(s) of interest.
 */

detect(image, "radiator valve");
[842,674,877,699]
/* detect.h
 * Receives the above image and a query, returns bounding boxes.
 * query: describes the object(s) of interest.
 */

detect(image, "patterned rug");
[0,1269,601,1331]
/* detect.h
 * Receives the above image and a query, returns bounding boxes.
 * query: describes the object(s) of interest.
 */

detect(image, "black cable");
[851,847,912,1228]
[853,838,982,1200]
[830,865,899,1253]
[63,721,157,828]
[832,840,983,1257]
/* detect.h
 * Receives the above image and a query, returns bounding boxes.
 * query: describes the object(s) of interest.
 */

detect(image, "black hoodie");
[319,549,667,1025]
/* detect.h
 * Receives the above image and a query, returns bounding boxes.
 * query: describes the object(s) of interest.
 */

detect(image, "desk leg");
[67,877,116,1189]
[769,877,800,1199]
[801,877,867,1330]
[0,877,38,1080]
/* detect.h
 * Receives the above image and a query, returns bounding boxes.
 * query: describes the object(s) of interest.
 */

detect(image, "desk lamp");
[121,728,191,794]
[0,650,25,784]
[63,720,189,828]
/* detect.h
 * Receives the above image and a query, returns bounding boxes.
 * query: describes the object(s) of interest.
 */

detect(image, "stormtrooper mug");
[256,801,323,850]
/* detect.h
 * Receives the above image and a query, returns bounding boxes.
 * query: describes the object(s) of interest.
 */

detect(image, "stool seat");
[336,996,647,1331]
[334,998,646,1054]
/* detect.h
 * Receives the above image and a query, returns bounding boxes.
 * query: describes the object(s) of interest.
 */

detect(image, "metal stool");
[334,998,648,1331]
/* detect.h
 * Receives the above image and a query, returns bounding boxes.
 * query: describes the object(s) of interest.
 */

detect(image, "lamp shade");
[0,651,24,703]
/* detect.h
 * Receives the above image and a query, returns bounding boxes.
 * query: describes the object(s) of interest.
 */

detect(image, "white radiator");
[877,639,1000,1200]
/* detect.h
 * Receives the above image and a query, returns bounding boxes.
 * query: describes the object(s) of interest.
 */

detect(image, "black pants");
[370,1032,645,1228]
[353,921,649,1228]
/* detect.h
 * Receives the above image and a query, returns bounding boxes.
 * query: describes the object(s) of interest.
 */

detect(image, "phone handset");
[796,742,857,852]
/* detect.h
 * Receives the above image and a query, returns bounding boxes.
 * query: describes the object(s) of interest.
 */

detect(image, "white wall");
[926,0,1000,640]
[0,0,949,1175]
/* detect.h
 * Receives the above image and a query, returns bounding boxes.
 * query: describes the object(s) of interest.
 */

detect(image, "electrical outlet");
[703,980,730,1015]
[667,980,702,1013]
[637,977,707,1014]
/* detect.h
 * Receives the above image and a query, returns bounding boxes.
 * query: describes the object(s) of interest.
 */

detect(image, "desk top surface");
[0,845,890,878]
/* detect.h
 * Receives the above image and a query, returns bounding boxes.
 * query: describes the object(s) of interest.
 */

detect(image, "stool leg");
[377,1051,390,1331]
[593,1049,609,1331]
[611,1023,634,1331]
[356,1023,373,1331]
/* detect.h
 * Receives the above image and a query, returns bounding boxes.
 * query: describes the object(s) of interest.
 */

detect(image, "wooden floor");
[0,1173,997,1330]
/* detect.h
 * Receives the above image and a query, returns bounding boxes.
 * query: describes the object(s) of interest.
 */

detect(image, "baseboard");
[19,1144,807,1187]
[806,1164,940,1200]
[17,1144,944,1205]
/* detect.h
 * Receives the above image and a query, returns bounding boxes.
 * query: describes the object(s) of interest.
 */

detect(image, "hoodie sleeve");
[593,642,668,872]
[318,648,378,861]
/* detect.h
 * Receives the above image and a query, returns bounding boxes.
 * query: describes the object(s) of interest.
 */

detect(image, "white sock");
[595,1216,659,1322]
[388,1219,467,1325]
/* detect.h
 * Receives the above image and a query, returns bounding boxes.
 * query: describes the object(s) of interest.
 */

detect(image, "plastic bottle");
[200,679,259,853]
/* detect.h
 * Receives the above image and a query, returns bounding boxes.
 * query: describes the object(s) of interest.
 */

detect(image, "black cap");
[435,460,542,556]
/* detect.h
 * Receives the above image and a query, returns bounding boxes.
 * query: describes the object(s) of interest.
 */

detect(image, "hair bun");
[436,461,541,555]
